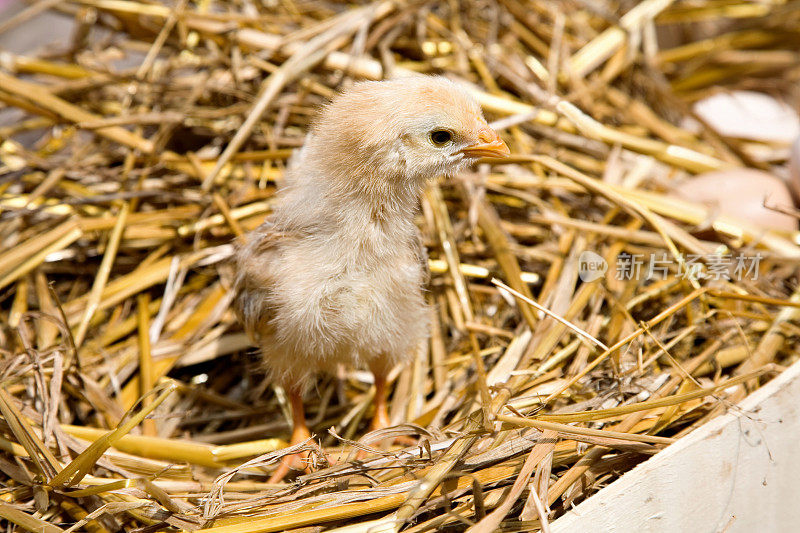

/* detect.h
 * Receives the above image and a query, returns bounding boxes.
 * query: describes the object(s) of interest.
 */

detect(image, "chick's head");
[309,76,509,183]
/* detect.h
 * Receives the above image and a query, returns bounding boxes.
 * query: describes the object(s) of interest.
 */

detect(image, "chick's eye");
[429,129,453,146]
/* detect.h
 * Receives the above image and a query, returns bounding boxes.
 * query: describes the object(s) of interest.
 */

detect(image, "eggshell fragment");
[692,91,800,144]
[672,169,797,232]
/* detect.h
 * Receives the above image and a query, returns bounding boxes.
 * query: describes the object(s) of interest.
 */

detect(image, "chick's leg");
[288,388,312,443]
[268,388,312,483]
[370,372,391,432]
[368,369,416,446]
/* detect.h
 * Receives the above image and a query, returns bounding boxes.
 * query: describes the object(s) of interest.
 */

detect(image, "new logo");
[578,251,608,282]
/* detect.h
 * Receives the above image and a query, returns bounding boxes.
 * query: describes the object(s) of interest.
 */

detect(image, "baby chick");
[233,75,509,479]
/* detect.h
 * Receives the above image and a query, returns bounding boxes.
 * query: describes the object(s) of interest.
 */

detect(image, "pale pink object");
[789,137,800,203]
[673,169,797,232]
[692,91,800,144]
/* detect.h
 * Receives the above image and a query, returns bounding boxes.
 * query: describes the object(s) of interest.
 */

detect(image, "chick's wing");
[232,219,290,341]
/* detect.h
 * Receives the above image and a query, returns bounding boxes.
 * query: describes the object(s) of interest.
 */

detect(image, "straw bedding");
[1,0,799,531]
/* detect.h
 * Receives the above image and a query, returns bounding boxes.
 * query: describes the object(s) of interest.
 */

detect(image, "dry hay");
[1,0,800,532]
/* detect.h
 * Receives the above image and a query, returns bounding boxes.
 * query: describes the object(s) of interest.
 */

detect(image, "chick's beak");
[459,127,510,159]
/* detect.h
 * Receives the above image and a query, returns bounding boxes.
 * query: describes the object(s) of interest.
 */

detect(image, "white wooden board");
[551,359,800,533]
